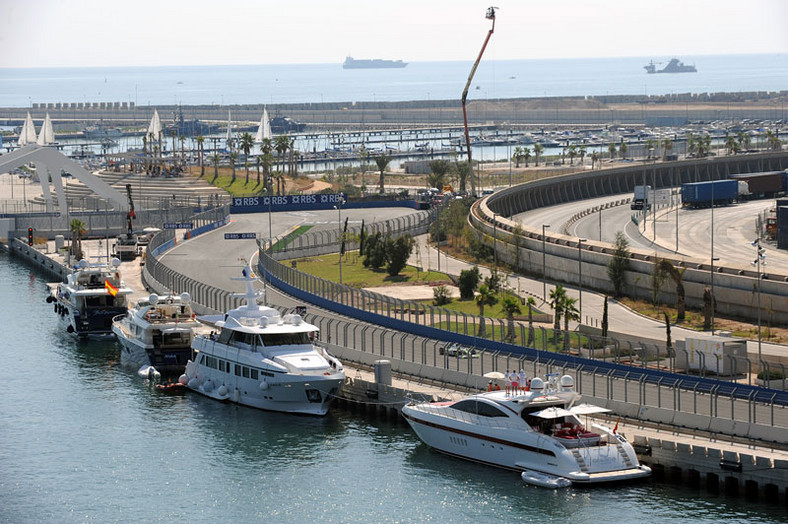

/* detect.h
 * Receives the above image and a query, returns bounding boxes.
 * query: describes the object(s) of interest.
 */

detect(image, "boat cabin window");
[452,399,508,418]
[261,332,310,346]
[85,295,121,309]
[229,330,259,347]
[217,329,232,344]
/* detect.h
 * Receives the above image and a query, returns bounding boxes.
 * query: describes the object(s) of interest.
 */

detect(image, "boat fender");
[178,374,189,386]
[232,388,241,403]
[259,380,269,391]
[217,385,228,397]
[46,296,54,303]
[187,377,199,389]
[66,325,74,333]
[54,303,58,312]
[203,380,213,393]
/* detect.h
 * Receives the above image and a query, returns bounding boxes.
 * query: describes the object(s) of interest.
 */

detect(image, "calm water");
[0,253,785,523]
[2,54,787,107]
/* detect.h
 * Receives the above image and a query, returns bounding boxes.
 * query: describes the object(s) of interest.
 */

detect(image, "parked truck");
[681,180,738,208]
[729,171,785,200]
[630,185,651,210]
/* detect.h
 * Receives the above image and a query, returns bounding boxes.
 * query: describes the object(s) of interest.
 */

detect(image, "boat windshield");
[85,295,124,309]
[451,399,508,418]
[262,332,311,346]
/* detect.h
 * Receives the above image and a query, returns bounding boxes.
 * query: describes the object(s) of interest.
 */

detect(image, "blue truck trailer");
[681,180,738,208]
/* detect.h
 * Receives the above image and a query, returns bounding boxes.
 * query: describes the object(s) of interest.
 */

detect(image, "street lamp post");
[710,256,719,335]
[492,213,498,272]
[578,238,586,324]
[542,224,550,300]
[752,238,766,369]
[335,196,345,285]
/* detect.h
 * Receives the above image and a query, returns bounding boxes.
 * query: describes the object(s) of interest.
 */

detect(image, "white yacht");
[179,268,345,415]
[47,258,133,338]
[112,293,200,377]
[402,374,651,486]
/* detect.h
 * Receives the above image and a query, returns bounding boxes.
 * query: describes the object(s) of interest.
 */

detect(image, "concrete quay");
[5,236,788,504]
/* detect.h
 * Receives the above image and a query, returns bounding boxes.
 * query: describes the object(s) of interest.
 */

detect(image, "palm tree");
[512,147,524,168]
[358,145,369,190]
[455,161,470,192]
[687,133,697,157]
[475,284,498,337]
[645,138,656,160]
[549,285,568,344]
[619,142,628,160]
[607,143,617,161]
[724,135,739,156]
[525,296,536,346]
[261,138,273,188]
[239,132,254,184]
[500,295,521,342]
[562,297,579,351]
[765,129,782,151]
[567,144,577,166]
[374,152,392,194]
[590,151,600,169]
[196,135,205,177]
[255,155,262,186]
[69,218,86,260]
[533,143,544,167]
[578,144,587,166]
[523,146,531,167]
[662,137,673,160]
[737,131,751,152]
[428,159,451,190]
[179,135,186,168]
[212,152,219,181]
[275,135,290,176]
[287,137,296,177]
[229,151,238,184]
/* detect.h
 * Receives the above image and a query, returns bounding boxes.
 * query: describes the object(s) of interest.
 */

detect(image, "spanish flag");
[105,279,119,297]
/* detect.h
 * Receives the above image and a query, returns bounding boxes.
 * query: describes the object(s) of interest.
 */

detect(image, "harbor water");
[1,253,786,523]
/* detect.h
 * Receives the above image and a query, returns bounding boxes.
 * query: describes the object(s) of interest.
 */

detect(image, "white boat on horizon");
[47,258,133,339]
[112,292,202,377]
[402,373,651,486]
[179,268,345,415]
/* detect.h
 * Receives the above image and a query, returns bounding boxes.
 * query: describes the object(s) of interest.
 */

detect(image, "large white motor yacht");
[112,293,200,377]
[179,268,345,415]
[47,258,133,338]
[402,374,651,486]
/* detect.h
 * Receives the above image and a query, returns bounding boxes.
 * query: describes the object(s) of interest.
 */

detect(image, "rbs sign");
[231,193,345,213]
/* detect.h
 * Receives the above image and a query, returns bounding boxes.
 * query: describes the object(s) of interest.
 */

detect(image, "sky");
[0,0,786,68]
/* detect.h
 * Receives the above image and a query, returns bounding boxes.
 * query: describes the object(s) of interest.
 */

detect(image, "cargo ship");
[644,58,697,74]
[343,56,407,69]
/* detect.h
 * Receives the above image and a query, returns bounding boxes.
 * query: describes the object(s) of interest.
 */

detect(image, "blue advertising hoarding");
[230,193,418,213]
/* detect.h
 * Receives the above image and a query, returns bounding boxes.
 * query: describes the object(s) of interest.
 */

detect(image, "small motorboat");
[521,470,572,489]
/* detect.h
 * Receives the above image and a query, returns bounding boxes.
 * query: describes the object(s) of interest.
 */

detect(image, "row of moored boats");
[45,257,650,487]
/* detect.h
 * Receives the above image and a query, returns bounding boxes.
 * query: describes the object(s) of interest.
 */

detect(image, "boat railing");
[413,404,525,431]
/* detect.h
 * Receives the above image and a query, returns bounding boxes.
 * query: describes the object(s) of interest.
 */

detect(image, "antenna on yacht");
[230,266,263,310]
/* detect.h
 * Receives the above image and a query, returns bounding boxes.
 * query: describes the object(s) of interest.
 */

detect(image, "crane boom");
[462,7,497,197]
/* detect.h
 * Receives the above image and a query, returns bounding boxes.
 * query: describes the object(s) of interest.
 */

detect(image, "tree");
[196,135,205,177]
[645,138,656,159]
[549,284,568,343]
[607,232,630,297]
[607,143,617,161]
[724,135,739,156]
[661,137,673,160]
[562,297,579,351]
[601,295,609,339]
[578,144,586,166]
[664,311,673,355]
[458,266,481,300]
[261,138,273,188]
[657,258,686,321]
[428,159,452,189]
[275,135,290,176]
[703,286,716,331]
[619,142,628,160]
[433,285,451,306]
[567,144,577,165]
[512,147,524,168]
[523,146,532,167]
[239,132,254,184]
[229,151,238,184]
[386,235,414,277]
[687,133,697,157]
[475,284,498,337]
[455,161,471,192]
[650,259,668,305]
[374,153,392,193]
[69,218,86,260]
[533,143,544,167]
[501,295,521,342]
[212,152,219,181]
[357,145,369,191]
[526,296,536,345]
[362,232,387,269]
[590,151,599,169]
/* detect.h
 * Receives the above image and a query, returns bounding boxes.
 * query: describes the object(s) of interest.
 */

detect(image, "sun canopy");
[569,404,611,415]
[532,406,573,419]
[483,371,505,380]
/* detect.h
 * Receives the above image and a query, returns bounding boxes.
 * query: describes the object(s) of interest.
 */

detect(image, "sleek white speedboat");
[179,268,345,415]
[402,374,651,486]
[112,293,200,377]
[47,258,133,338]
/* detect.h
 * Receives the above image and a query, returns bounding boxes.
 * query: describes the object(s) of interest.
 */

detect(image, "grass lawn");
[421,293,545,319]
[271,225,313,251]
[285,251,450,288]
[433,319,588,353]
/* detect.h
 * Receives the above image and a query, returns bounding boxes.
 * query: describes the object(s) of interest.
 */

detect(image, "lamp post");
[578,238,586,324]
[492,213,498,272]
[710,256,719,335]
[752,238,766,369]
[264,184,272,252]
[542,224,550,300]
[334,196,345,285]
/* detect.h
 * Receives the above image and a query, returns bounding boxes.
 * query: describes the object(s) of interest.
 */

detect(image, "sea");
[1,54,787,108]
[1,252,787,522]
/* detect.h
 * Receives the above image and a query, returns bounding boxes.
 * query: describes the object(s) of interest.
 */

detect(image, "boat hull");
[402,407,650,484]
[182,359,344,416]
[51,293,126,339]
[113,326,192,375]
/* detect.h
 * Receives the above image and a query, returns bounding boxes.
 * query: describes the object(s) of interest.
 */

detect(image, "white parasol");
[569,404,611,415]
[532,406,573,419]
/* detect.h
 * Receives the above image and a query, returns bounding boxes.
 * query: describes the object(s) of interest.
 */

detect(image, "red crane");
[461,6,497,198]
